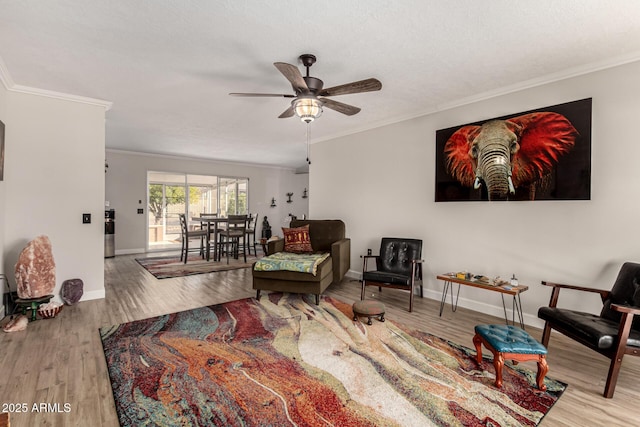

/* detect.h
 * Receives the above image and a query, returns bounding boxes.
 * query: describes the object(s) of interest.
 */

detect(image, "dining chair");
[198,213,218,260]
[199,213,217,226]
[199,212,218,234]
[217,215,248,264]
[245,213,258,256]
[178,214,208,264]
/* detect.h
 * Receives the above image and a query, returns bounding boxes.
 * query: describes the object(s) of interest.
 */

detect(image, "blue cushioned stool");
[473,324,548,390]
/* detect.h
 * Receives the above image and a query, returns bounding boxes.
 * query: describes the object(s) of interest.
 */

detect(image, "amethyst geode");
[61,278,83,305]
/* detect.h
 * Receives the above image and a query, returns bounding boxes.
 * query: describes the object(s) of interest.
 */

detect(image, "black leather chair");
[361,238,423,312]
[538,262,640,398]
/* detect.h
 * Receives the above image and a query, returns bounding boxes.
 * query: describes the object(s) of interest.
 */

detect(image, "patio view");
[147,171,248,251]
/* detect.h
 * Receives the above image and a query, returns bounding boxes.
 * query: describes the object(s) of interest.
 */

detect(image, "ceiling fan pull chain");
[306,122,311,165]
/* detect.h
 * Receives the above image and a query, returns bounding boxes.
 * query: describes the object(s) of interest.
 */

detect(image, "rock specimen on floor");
[61,278,83,305]
[14,235,56,299]
[37,301,63,318]
[3,315,28,332]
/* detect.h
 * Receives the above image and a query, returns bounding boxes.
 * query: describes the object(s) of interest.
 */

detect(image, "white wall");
[105,150,309,254]
[3,91,106,301]
[0,81,7,298]
[310,60,640,327]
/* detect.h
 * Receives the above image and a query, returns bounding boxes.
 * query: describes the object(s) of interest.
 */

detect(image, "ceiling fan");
[229,54,382,123]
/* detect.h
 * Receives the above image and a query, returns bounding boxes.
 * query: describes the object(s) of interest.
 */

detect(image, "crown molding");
[9,84,113,110]
[0,55,112,110]
[312,51,640,146]
[0,56,15,89]
[105,148,297,171]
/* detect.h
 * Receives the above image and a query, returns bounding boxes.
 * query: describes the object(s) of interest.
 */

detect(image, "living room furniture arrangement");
[473,324,548,390]
[538,261,640,398]
[178,213,207,264]
[352,300,386,325]
[437,273,529,328]
[361,238,423,312]
[252,219,350,304]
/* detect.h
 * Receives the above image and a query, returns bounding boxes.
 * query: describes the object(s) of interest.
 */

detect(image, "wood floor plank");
[0,252,637,426]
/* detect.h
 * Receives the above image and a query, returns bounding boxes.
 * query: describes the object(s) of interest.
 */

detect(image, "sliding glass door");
[148,173,187,251]
[147,172,248,251]
[188,174,218,217]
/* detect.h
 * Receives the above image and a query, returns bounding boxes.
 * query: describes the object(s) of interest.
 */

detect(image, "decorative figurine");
[261,216,272,239]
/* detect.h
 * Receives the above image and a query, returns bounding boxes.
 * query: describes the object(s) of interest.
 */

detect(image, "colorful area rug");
[135,254,256,279]
[100,294,566,426]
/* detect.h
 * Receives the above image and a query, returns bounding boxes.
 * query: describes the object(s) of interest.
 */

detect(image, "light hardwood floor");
[0,253,638,426]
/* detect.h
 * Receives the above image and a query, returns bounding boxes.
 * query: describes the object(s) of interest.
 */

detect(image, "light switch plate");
[82,213,91,224]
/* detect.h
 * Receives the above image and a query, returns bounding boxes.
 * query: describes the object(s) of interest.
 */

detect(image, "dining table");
[191,216,229,261]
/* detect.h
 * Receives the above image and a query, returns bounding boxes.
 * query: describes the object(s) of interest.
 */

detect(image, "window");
[218,177,249,216]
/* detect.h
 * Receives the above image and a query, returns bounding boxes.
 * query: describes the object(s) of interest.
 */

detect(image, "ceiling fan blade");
[320,98,361,116]
[229,93,295,98]
[274,62,309,93]
[319,78,382,97]
[278,105,295,119]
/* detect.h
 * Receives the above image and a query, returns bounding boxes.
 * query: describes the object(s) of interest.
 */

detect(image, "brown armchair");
[252,219,350,304]
[538,262,640,398]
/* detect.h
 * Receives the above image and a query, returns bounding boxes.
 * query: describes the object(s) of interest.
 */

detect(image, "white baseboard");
[115,248,146,255]
[48,289,105,305]
[422,288,544,329]
[82,289,106,301]
[345,269,360,279]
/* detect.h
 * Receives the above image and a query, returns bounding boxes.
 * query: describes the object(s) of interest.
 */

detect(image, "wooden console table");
[436,274,528,328]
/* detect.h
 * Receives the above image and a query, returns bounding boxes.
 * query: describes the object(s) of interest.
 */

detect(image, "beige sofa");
[252,219,350,304]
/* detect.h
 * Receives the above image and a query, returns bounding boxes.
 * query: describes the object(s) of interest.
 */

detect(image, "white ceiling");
[2,1,640,170]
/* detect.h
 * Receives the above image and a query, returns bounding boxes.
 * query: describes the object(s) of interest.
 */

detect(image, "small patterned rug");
[100,294,566,426]
[135,254,256,279]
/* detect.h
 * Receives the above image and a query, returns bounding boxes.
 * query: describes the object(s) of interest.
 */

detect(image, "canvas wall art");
[435,98,592,201]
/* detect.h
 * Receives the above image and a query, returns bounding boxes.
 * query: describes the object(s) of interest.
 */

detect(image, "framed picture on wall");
[0,119,5,181]
[435,98,592,202]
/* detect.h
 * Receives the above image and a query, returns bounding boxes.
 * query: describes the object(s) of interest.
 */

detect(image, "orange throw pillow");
[282,225,313,253]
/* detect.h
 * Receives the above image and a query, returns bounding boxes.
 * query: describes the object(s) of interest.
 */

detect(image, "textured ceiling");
[2,1,640,170]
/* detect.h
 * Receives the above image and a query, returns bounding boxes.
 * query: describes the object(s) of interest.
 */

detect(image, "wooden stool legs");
[473,332,548,391]
[353,312,385,325]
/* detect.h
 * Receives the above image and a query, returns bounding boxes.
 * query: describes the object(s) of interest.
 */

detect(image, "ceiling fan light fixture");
[293,97,323,123]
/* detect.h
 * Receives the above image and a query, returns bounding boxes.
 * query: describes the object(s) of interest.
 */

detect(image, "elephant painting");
[443,112,579,200]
